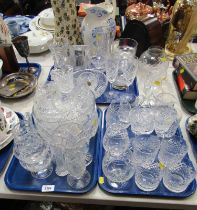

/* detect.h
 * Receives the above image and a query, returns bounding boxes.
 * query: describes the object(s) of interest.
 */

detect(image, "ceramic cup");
[7,21,20,37]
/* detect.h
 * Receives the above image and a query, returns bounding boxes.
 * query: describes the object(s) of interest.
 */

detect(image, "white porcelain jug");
[81,0,116,49]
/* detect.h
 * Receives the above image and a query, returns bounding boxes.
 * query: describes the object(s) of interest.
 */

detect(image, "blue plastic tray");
[47,66,139,104]
[47,66,54,82]
[0,112,23,175]
[0,143,13,175]
[185,118,197,161]
[98,110,196,198]
[19,63,41,78]
[5,108,102,194]
[96,78,139,104]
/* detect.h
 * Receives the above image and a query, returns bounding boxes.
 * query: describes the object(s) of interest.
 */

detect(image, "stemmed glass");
[66,150,91,189]
[12,36,36,74]
[13,114,53,179]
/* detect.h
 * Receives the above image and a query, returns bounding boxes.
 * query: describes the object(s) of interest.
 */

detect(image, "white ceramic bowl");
[39,8,55,27]
[24,30,53,54]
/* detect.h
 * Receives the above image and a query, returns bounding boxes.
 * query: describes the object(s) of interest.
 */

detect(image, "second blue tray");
[19,63,41,78]
[0,143,13,175]
[0,112,23,175]
[5,109,102,194]
[47,66,139,104]
[96,78,139,104]
[185,118,197,161]
[98,110,196,198]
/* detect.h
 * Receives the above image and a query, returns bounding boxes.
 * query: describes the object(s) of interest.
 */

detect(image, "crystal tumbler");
[102,150,135,187]
[135,163,162,192]
[103,126,130,156]
[132,135,160,166]
[158,136,188,167]
[163,161,196,193]
[130,106,155,135]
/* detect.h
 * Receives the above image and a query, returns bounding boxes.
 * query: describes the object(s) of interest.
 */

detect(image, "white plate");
[24,30,53,54]
[29,16,54,33]
[0,106,19,150]
[36,17,54,32]
[38,8,55,27]
[29,16,38,32]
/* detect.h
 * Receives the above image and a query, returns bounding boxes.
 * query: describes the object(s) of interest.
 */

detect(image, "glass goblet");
[66,150,91,189]
[18,145,53,179]
[13,115,53,179]
[12,36,36,74]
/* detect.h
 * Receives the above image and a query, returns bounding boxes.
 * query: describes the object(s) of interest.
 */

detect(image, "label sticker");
[159,162,165,170]
[99,176,104,184]
[160,57,167,62]
[41,185,55,192]
[180,68,185,74]
[9,87,16,91]
[96,34,102,42]
[153,80,161,86]
[9,84,16,88]
[92,119,97,127]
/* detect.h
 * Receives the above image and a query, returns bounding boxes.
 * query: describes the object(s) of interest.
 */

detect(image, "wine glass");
[12,36,36,74]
